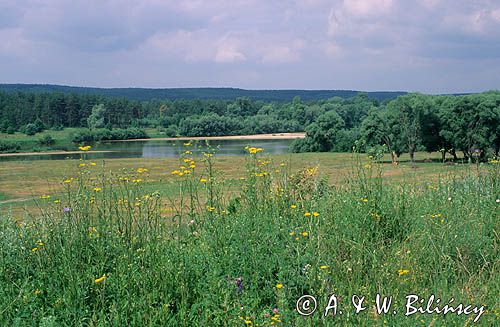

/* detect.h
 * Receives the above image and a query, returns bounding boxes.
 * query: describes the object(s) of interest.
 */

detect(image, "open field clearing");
[0,147,498,325]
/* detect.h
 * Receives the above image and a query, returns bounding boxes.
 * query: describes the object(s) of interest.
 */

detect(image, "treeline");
[0,90,498,160]
[292,91,500,161]
[0,84,406,102]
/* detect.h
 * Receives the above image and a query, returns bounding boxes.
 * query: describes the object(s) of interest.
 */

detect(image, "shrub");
[38,134,55,146]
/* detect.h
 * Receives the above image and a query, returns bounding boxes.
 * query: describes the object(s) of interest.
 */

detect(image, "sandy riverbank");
[114,132,306,142]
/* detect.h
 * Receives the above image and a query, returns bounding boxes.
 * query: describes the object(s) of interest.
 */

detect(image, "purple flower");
[234,277,243,293]
[63,207,71,213]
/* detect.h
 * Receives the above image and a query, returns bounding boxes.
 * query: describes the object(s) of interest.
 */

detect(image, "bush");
[6,126,15,134]
[72,128,149,143]
[0,140,21,152]
[25,123,38,136]
[38,134,56,146]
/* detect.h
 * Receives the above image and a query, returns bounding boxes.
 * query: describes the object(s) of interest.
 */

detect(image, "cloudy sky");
[1,0,499,93]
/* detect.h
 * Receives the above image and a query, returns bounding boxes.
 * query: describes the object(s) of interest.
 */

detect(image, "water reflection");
[0,139,294,162]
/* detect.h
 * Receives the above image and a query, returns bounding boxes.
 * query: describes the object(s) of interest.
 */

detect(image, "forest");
[0,89,499,160]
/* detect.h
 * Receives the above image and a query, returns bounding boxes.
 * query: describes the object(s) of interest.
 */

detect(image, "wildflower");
[320,265,329,270]
[34,289,42,295]
[289,231,295,236]
[90,162,97,166]
[496,199,500,203]
[398,269,410,277]
[40,195,51,199]
[313,212,320,217]
[295,237,299,241]
[31,247,38,252]
[200,178,207,183]
[79,163,86,168]
[63,179,72,184]
[203,153,213,158]
[79,145,91,151]
[53,199,60,204]
[184,141,192,146]
[132,179,142,183]
[137,168,148,173]
[273,308,279,314]
[304,212,311,217]
[36,240,44,246]
[184,150,192,155]
[276,283,283,289]
[301,231,309,237]
[364,164,372,169]
[290,204,297,209]
[189,164,196,169]
[361,198,368,203]
[95,274,106,284]
[93,187,102,192]
[235,277,243,293]
[207,206,215,212]
[171,170,180,175]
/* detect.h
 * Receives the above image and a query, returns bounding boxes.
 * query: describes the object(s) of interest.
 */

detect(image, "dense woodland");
[0,89,499,160]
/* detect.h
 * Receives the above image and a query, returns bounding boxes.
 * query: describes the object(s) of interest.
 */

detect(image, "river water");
[0,139,295,162]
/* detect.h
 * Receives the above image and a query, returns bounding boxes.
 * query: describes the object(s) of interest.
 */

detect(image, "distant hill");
[0,84,407,102]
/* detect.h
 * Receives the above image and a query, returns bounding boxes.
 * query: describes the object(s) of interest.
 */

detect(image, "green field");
[0,149,498,325]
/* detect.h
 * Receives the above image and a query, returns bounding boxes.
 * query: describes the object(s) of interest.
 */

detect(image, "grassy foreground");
[0,146,499,326]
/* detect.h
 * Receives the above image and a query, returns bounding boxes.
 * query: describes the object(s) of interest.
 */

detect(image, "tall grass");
[0,146,498,326]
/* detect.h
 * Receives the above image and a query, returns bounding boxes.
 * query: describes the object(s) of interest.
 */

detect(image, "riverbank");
[113,132,306,142]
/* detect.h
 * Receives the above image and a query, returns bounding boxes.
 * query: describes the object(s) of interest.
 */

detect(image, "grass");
[0,147,498,326]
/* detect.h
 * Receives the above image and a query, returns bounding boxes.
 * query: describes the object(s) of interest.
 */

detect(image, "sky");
[1,0,499,93]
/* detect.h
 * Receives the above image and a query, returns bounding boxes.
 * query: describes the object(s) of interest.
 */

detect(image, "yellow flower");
[200,178,207,183]
[53,199,60,204]
[313,212,320,217]
[90,162,97,166]
[290,204,297,209]
[132,179,142,183]
[276,283,283,289]
[247,147,263,154]
[189,164,196,169]
[31,247,38,252]
[304,212,311,217]
[40,195,51,199]
[203,153,213,158]
[95,274,106,284]
[137,168,148,173]
[171,170,180,175]
[184,151,192,155]
[295,237,299,241]
[361,198,368,203]
[398,269,410,276]
[301,231,309,237]
[93,187,102,192]
[289,231,295,236]
[36,240,44,246]
[320,265,329,269]
[364,164,372,169]
[63,179,72,184]
[79,163,86,168]
[79,145,91,151]
[207,206,215,212]
[34,289,42,295]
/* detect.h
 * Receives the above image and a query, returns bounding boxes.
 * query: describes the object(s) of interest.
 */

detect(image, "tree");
[361,108,404,164]
[87,104,106,130]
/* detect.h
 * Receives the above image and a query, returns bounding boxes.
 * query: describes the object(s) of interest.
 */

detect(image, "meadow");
[0,146,498,326]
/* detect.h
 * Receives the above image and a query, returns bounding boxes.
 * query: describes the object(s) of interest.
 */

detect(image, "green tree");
[87,104,106,130]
